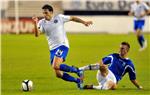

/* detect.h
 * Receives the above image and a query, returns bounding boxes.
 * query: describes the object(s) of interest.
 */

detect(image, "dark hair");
[121,42,130,49]
[42,4,53,12]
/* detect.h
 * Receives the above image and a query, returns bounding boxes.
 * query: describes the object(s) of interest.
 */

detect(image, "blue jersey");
[102,53,136,82]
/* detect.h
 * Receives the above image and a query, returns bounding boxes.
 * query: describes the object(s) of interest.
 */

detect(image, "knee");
[52,56,63,70]
[136,34,141,37]
[106,81,117,90]
[56,73,62,78]
[100,65,108,77]
[54,71,63,78]
[52,63,60,70]
[136,30,141,37]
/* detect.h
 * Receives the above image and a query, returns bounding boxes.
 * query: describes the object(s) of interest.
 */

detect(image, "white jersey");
[37,14,70,50]
[130,2,149,20]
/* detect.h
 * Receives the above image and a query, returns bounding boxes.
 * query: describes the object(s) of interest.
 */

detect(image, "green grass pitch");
[1,33,150,95]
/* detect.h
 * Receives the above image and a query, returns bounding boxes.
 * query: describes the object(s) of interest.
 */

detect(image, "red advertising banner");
[1,18,35,34]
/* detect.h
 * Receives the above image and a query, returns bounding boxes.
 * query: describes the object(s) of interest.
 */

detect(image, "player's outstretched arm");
[131,80,143,89]
[70,16,93,27]
[32,16,40,37]
[128,11,134,16]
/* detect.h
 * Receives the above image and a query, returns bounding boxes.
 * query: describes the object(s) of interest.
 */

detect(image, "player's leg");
[96,70,117,90]
[134,20,144,48]
[83,81,117,90]
[79,63,100,71]
[101,80,117,90]
[50,46,83,89]
[83,70,106,90]
[52,56,81,77]
[83,84,102,89]
[52,56,83,89]
[99,65,108,77]
[136,29,145,47]
[54,69,80,83]
[83,70,117,90]
[53,56,82,76]
[51,46,80,74]
[134,20,147,50]
[109,81,117,90]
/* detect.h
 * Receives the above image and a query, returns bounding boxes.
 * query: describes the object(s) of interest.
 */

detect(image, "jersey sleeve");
[58,14,71,23]
[37,20,45,32]
[102,54,113,65]
[127,61,136,80]
[143,3,150,11]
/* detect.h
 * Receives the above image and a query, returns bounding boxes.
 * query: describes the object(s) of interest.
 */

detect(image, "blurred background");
[1,0,150,34]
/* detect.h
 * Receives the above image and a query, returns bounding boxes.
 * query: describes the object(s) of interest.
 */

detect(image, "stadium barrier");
[1,16,150,34]
[1,18,34,34]
[65,16,150,34]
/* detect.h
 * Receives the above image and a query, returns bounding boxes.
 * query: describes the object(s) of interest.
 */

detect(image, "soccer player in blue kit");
[79,42,143,90]
[32,4,92,89]
[128,0,150,51]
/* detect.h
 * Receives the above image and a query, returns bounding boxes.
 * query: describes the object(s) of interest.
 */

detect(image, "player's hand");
[32,15,39,37]
[32,15,38,23]
[128,11,135,16]
[140,12,146,18]
[83,21,93,27]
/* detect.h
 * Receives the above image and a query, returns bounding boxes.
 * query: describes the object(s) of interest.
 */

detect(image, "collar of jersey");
[44,17,54,22]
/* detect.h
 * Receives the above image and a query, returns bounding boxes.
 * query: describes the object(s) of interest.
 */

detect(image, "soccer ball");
[22,80,33,91]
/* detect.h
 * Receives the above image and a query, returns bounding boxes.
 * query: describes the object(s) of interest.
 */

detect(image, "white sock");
[79,63,100,71]
[93,85,102,90]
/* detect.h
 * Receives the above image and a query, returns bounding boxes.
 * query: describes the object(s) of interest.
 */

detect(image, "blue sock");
[62,72,80,83]
[59,64,78,73]
[138,35,145,47]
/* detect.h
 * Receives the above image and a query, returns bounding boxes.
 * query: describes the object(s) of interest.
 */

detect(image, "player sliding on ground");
[79,42,143,90]
[32,4,92,89]
[128,0,150,51]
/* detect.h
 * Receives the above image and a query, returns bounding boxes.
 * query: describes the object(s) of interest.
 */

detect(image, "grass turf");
[1,33,150,95]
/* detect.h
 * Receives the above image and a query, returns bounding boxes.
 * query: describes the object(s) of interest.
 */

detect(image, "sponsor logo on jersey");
[54,19,58,23]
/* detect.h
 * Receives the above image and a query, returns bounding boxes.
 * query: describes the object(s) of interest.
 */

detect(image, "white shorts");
[95,69,117,90]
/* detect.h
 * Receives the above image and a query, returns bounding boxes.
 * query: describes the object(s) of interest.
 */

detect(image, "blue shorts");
[134,20,145,31]
[50,45,69,64]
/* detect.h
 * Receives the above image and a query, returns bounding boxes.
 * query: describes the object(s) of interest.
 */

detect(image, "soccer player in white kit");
[128,0,150,51]
[32,4,92,89]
